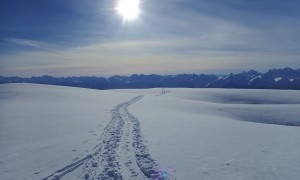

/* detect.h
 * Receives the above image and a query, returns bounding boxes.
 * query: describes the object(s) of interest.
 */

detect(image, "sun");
[116,0,140,21]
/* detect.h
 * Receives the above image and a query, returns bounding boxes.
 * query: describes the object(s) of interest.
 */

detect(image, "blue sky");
[1,0,300,76]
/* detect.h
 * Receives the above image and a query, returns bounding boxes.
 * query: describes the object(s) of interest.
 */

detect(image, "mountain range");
[1,67,299,90]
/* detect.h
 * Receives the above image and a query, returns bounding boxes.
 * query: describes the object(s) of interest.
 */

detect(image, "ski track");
[43,96,162,180]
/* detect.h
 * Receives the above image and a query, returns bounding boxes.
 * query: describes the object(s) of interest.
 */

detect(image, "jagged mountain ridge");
[1,67,299,90]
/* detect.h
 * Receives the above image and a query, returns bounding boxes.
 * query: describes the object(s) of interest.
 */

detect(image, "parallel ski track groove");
[43,95,160,180]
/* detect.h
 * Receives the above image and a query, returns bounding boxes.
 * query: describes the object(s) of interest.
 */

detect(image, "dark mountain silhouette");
[1,67,299,90]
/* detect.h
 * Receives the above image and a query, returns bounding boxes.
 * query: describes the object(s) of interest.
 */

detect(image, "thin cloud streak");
[1,36,299,76]
[0,0,300,76]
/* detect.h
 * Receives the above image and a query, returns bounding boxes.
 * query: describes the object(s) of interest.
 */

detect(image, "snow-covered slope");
[1,84,300,180]
[0,84,135,180]
[130,89,300,180]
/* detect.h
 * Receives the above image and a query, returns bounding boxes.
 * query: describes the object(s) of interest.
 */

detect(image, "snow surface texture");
[130,88,300,180]
[1,84,300,180]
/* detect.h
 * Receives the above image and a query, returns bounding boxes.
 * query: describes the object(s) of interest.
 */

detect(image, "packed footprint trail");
[44,96,162,180]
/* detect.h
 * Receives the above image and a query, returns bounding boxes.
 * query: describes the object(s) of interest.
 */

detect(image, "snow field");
[1,84,300,180]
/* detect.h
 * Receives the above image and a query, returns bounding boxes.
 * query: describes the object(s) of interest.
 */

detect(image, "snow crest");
[274,77,282,82]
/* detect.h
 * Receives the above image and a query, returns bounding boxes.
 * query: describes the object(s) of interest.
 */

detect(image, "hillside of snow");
[1,84,300,180]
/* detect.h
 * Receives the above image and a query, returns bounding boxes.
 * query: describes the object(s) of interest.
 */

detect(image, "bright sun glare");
[116,0,140,21]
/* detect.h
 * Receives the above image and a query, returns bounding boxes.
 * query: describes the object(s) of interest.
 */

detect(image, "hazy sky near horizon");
[1,0,300,76]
